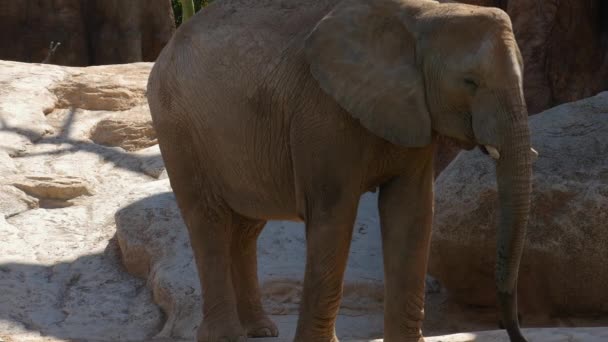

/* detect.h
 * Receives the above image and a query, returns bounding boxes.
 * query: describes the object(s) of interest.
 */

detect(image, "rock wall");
[0,0,175,66]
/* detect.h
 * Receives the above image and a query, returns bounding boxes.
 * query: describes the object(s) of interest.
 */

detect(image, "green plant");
[180,0,195,22]
[171,0,212,26]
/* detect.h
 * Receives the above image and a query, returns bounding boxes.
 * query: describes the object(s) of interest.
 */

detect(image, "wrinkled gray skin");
[147,0,533,341]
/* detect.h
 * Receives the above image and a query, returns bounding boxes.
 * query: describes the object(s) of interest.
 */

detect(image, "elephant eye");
[463,78,479,92]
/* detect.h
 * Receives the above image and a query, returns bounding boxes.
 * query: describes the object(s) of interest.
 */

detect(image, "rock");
[430,92,608,314]
[11,175,92,208]
[0,0,175,66]
[0,59,165,342]
[51,65,151,111]
[0,60,63,155]
[132,145,166,179]
[0,150,17,176]
[0,185,39,218]
[90,118,157,152]
[115,180,201,339]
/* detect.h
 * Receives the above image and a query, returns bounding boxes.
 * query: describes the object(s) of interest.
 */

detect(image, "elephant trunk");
[494,113,532,342]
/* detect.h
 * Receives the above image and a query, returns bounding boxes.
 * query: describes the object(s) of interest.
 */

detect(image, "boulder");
[10,175,92,208]
[90,117,157,152]
[51,64,150,111]
[0,60,165,341]
[115,180,201,339]
[11,175,92,200]
[430,92,608,314]
[132,145,167,179]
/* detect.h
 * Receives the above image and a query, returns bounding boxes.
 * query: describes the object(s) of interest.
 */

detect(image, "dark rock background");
[0,0,175,66]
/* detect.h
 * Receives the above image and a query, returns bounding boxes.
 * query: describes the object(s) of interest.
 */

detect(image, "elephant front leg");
[379,155,434,342]
[294,202,359,342]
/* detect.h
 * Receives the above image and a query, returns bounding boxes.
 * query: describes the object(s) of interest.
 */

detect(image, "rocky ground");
[0,60,607,341]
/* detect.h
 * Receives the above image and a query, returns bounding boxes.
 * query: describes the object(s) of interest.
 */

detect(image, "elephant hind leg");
[230,217,278,338]
[156,125,246,341]
[182,202,247,342]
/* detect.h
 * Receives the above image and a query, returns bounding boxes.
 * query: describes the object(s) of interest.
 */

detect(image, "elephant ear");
[305,0,431,147]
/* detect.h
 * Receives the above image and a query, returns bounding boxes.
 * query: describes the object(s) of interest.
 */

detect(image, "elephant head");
[305,0,533,340]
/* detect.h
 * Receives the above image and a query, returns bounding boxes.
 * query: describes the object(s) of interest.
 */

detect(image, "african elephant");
[147,0,535,341]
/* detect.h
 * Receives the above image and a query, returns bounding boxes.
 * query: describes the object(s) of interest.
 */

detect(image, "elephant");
[147,0,536,341]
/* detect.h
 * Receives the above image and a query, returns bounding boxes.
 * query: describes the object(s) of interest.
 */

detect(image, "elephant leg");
[156,124,246,342]
[184,204,246,342]
[378,149,434,342]
[294,201,359,342]
[230,218,278,338]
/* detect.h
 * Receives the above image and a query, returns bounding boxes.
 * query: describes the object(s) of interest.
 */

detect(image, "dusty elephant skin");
[147,0,534,341]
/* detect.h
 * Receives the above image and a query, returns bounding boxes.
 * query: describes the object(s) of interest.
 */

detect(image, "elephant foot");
[197,320,247,342]
[243,316,279,338]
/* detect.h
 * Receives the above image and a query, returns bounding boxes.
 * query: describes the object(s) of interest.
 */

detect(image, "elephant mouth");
[479,144,490,155]
[438,135,477,151]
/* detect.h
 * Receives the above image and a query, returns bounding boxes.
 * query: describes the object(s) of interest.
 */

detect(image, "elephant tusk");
[485,145,500,160]
[530,147,539,161]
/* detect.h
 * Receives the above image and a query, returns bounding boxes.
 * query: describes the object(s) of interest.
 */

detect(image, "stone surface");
[430,92,608,314]
[11,175,92,201]
[0,185,39,218]
[0,60,165,341]
[0,61,63,155]
[0,0,175,66]
[133,145,167,179]
[0,150,17,176]
[51,64,151,111]
[90,118,157,152]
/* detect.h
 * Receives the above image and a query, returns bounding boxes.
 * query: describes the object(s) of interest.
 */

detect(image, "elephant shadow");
[0,236,167,342]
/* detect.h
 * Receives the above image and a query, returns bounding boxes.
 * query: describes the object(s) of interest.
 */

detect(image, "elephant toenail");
[259,328,272,337]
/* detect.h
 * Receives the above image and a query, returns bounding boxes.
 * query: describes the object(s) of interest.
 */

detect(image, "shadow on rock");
[0,237,164,342]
